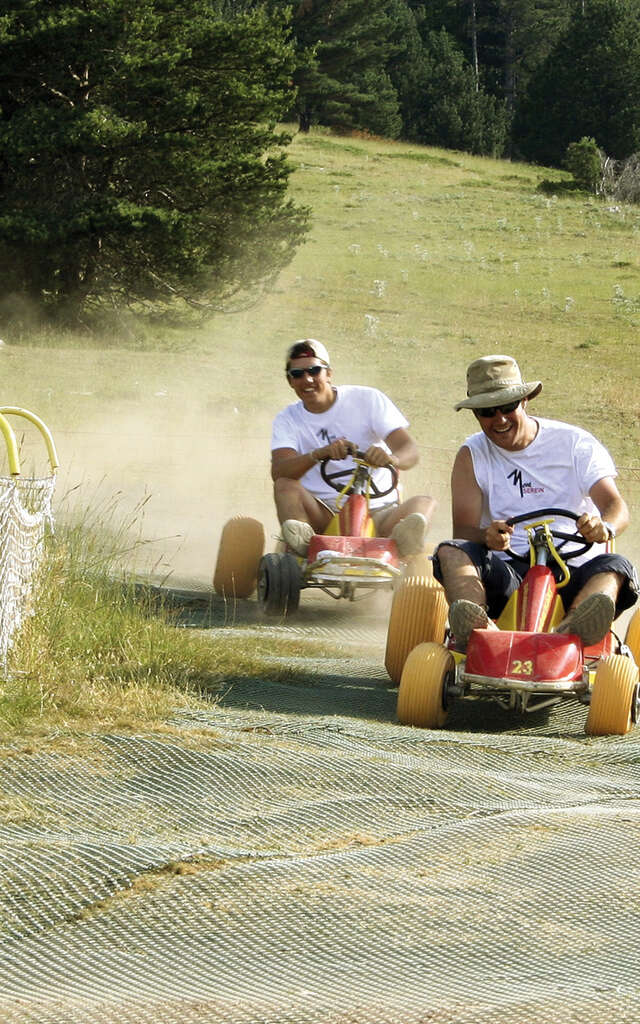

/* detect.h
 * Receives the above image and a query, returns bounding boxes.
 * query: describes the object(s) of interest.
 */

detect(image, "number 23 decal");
[511,659,534,675]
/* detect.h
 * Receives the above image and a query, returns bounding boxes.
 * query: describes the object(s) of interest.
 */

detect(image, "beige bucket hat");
[455,355,542,411]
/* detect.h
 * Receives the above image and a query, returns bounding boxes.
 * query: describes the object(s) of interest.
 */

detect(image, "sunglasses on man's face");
[475,399,521,419]
[287,364,325,380]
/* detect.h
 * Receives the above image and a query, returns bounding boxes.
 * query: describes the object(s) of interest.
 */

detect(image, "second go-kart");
[391,508,640,737]
[213,452,442,618]
[258,452,415,617]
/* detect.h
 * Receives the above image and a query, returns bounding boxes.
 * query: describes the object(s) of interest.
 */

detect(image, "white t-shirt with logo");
[465,417,617,558]
[271,385,408,508]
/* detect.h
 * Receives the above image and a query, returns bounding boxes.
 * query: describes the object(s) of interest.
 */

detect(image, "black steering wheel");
[505,507,593,564]
[319,449,398,499]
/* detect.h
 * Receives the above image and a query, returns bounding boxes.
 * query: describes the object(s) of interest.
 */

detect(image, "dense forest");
[263,0,640,163]
[0,0,638,322]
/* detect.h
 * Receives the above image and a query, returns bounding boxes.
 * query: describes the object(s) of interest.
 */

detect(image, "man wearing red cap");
[271,339,436,557]
[433,354,637,647]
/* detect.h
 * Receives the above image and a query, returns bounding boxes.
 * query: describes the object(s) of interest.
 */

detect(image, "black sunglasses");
[475,399,521,418]
[287,364,325,380]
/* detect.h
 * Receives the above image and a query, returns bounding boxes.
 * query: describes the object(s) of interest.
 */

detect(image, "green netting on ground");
[2,620,640,1023]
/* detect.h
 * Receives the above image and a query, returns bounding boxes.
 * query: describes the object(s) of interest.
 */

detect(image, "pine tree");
[513,0,640,164]
[0,1,308,321]
[479,0,574,116]
[405,28,508,155]
[268,0,402,135]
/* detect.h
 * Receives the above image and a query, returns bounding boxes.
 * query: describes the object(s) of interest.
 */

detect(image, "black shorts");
[432,540,639,621]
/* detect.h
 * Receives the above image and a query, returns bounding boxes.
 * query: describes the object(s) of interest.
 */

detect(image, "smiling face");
[286,357,335,412]
[473,398,538,451]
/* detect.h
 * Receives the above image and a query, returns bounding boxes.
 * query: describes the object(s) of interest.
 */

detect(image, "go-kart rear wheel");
[385,575,448,685]
[397,642,452,728]
[585,654,639,736]
[213,516,265,599]
[258,552,301,617]
[624,608,640,666]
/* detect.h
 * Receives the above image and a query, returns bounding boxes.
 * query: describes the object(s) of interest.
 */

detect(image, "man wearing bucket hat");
[432,354,637,647]
[271,339,436,556]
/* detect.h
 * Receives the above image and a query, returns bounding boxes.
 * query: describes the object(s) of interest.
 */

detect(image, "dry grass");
[0,500,330,738]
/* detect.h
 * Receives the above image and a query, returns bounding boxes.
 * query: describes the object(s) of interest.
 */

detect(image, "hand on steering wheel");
[319,448,398,499]
[505,507,594,563]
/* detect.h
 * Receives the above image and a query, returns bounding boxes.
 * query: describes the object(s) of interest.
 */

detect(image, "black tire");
[258,553,301,617]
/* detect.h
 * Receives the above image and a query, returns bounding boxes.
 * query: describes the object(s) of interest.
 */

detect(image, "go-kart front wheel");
[397,642,453,729]
[258,552,301,617]
[385,575,448,685]
[585,655,639,736]
[213,516,265,599]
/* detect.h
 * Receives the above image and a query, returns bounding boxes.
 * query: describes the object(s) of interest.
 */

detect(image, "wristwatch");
[602,521,616,540]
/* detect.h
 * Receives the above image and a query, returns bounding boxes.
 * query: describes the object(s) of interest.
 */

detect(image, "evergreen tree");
[479,0,574,115]
[0,1,308,321]
[513,0,640,164]
[268,0,402,135]
[404,29,508,155]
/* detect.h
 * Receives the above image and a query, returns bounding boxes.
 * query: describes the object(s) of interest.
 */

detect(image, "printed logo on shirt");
[319,428,337,444]
[507,468,545,499]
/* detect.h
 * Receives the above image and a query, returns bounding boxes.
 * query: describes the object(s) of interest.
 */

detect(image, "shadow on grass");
[142,584,590,738]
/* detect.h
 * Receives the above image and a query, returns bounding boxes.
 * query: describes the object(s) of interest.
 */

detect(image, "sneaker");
[282,519,314,557]
[391,512,428,557]
[448,599,490,647]
[555,593,615,646]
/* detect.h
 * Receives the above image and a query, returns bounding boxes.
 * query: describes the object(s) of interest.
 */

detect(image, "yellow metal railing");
[0,407,59,477]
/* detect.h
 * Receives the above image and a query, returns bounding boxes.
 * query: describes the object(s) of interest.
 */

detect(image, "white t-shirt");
[271,385,408,508]
[465,417,617,558]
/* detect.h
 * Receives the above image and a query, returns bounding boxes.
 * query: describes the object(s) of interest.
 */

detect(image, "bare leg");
[273,477,332,533]
[565,571,623,611]
[437,544,488,607]
[437,544,499,647]
[375,495,436,536]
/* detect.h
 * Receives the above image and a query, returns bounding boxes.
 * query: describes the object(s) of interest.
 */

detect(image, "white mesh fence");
[0,474,55,663]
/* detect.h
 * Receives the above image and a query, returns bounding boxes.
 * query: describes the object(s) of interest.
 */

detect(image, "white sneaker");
[448,599,491,647]
[391,513,428,557]
[282,519,314,556]
[555,593,615,646]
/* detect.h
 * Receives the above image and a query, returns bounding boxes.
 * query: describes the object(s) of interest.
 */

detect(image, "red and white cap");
[285,338,330,368]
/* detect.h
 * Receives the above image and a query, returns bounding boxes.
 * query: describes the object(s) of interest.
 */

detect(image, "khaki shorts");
[316,497,398,532]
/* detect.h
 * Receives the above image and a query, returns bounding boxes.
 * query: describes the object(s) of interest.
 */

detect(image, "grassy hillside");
[1,129,639,581]
[1,129,640,737]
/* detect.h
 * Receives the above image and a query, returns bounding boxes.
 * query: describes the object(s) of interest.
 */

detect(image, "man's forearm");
[389,441,419,471]
[596,499,629,537]
[271,450,320,481]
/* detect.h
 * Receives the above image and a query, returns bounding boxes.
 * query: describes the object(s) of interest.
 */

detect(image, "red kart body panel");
[305,492,401,566]
[505,565,559,633]
[307,534,399,565]
[334,493,370,538]
[462,562,615,683]
[465,629,583,683]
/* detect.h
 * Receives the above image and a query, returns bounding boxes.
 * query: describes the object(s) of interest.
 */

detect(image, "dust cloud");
[2,340,638,630]
[55,396,279,592]
[0,345,279,592]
